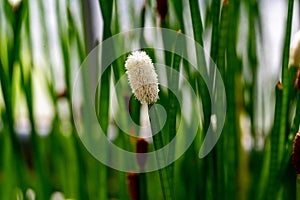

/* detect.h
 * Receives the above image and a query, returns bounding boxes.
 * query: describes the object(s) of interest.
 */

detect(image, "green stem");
[297,174,300,200]
[266,2,294,199]
[189,0,204,46]
[139,173,148,200]
[20,63,51,199]
[56,1,90,198]
[209,0,221,67]
[165,30,183,195]
[0,3,26,193]
[148,104,172,200]
[266,83,283,200]
[188,1,207,198]
[279,0,294,162]
[225,1,240,199]
[214,2,230,199]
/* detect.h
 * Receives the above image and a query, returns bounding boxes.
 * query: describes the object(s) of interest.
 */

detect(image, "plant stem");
[188,1,208,198]
[148,104,173,200]
[279,0,294,162]
[297,174,300,200]
[266,83,283,200]
[165,30,182,196]
[0,2,26,193]
[139,173,148,200]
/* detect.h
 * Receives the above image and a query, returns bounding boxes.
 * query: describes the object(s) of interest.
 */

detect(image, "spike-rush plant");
[0,0,300,199]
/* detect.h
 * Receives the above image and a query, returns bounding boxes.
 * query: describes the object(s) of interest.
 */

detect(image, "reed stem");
[148,104,173,200]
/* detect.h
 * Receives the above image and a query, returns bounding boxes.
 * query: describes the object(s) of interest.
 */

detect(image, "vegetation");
[0,0,299,199]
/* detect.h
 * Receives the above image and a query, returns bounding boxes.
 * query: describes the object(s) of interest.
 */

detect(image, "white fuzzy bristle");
[125,51,159,104]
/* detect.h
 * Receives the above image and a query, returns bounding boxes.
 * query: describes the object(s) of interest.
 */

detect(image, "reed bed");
[0,0,300,199]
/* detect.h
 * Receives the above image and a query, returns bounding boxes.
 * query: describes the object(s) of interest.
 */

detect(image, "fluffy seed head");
[290,31,300,67]
[125,51,159,104]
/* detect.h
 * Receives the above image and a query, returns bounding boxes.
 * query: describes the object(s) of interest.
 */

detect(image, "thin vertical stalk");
[165,30,183,196]
[214,2,230,199]
[57,1,89,198]
[267,1,294,199]
[0,2,26,193]
[148,104,173,200]
[139,173,148,200]
[279,0,294,162]
[224,1,240,199]
[7,1,23,84]
[297,175,300,200]
[266,83,283,200]
[98,1,114,199]
[209,0,221,66]
[172,0,184,31]
[97,0,113,133]
[209,1,222,199]
[189,0,204,46]
[246,2,261,198]
[188,0,208,199]
[20,63,51,199]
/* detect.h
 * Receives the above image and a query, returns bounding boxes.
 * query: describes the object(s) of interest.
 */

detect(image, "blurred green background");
[0,0,300,199]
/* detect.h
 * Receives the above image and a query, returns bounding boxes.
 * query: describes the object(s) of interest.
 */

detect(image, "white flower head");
[125,51,159,104]
[290,30,300,67]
